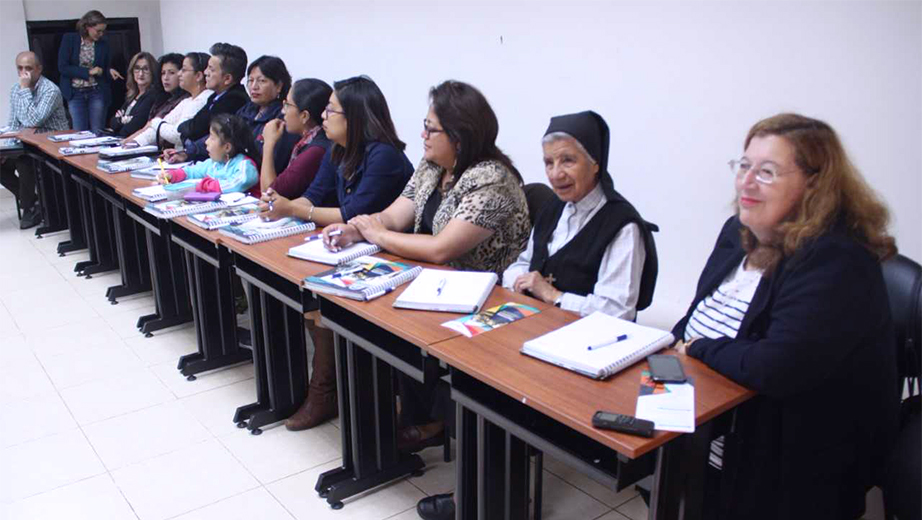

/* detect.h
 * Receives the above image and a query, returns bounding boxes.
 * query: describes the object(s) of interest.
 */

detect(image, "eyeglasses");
[324,105,344,117]
[422,119,445,138]
[728,159,794,185]
[282,100,298,110]
[133,66,151,74]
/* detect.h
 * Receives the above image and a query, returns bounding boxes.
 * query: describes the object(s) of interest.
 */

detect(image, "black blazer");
[177,83,249,143]
[109,89,166,137]
[58,32,111,105]
[674,216,899,520]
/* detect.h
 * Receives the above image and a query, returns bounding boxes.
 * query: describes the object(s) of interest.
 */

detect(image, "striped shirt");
[685,257,762,342]
[7,76,69,132]
[685,257,762,469]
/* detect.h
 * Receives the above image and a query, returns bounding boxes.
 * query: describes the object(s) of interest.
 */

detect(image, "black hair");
[291,78,332,128]
[158,52,184,72]
[208,42,248,85]
[209,113,261,164]
[76,10,106,37]
[184,51,210,74]
[331,75,405,180]
[429,80,522,183]
[246,55,291,101]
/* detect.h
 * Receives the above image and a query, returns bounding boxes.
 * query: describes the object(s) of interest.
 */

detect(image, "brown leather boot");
[285,325,338,431]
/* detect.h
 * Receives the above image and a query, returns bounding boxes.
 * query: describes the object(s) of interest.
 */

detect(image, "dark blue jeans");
[67,86,107,132]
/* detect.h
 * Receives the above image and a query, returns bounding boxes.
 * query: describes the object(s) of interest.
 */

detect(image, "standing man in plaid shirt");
[1,51,68,229]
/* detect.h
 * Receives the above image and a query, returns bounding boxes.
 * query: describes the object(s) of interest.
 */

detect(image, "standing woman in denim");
[58,10,123,132]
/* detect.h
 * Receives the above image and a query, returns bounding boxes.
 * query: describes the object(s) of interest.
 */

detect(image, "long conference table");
[10,128,755,520]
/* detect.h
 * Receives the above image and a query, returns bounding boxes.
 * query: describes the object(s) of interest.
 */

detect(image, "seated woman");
[324,82,529,509]
[259,78,332,199]
[157,114,258,194]
[148,53,187,120]
[259,75,413,431]
[126,51,212,148]
[109,51,165,137]
[166,55,298,172]
[673,113,899,520]
[503,110,658,320]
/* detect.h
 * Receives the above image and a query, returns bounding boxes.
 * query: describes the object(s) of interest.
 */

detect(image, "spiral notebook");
[287,238,382,265]
[521,311,675,380]
[67,135,121,147]
[97,156,156,174]
[219,217,315,244]
[48,131,95,142]
[303,257,422,301]
[392,269,498,313]
[186,203,261,230]
[144,194,257,219]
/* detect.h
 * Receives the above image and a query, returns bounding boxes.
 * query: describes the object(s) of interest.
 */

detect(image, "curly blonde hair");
[740,113,896,272]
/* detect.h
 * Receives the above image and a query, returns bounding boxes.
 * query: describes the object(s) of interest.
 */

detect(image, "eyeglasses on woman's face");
[422,119,445,139]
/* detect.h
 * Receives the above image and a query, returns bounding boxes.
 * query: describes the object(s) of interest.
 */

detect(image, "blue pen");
[587,334,629,351]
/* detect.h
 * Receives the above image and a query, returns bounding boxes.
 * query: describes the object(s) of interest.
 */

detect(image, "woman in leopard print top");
[324,80,529,277]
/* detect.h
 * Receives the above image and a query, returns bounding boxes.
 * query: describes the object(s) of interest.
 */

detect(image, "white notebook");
[288,238,382,265]
[392,269,497,313]
[132,184,168,202]
[521,311,675,379]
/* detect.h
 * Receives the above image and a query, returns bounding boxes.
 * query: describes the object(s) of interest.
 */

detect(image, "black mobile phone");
[592,411,654,438]
[647,354,687,383]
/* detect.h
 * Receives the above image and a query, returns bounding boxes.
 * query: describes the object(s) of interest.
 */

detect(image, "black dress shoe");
[417,493,455,520]
[19,206,41,229]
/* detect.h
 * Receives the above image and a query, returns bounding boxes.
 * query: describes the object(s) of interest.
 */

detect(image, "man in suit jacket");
[164,42,249,163]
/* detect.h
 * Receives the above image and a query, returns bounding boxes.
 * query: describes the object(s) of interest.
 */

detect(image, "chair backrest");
[523,183,556,226]
[882,253,922,394]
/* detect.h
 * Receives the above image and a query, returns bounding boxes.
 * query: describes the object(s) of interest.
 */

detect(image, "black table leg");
[71,173,118,277]
[126,207,192,336]
[315,335,424,509]
[232,272,306,434]
[55,162,86,255]
[177,242,251,378]
[104,195,151,303]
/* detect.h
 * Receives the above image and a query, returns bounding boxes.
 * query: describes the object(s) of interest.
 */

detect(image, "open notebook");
[392,269,497,313]
[288,238,382,265]
[521,311,675,379]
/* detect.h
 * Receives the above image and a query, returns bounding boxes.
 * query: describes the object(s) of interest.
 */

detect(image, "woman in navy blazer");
[257,75,412,432]
[673,113,899,519]
[58,10,123,132]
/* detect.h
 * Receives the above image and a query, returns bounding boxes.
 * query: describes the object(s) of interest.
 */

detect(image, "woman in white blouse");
[124,52,212,148]
[502,110,658,320]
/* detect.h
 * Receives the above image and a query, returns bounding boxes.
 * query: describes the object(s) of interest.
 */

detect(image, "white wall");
[0,1,29,124]
[154,0,918,327]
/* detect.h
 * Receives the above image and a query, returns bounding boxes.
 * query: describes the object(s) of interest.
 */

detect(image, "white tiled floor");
[0,185,886,520]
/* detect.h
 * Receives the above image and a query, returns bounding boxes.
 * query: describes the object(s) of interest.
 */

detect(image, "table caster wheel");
[186,374,196,381]
[144,332,153,338]
[250,428,262,436]
[319,489,329,498]
[330,501,343,510]
[111,300,118,305]
[85,274,92,279]
[236,421,247,429]
[58,252,64,257]
[36,235,43,239]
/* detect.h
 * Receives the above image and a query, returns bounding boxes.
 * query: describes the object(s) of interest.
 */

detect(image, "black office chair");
[880,253,921,520]
[524,183,556,226]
